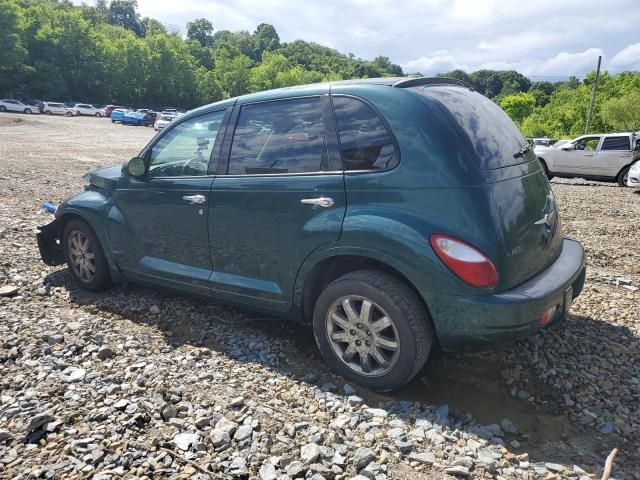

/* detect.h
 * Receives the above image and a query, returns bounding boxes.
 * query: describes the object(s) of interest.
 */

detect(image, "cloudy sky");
[84,0,640,78]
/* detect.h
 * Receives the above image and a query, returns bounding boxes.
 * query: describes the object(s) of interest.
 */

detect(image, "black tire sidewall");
[63,219,111,291]
[313,273,430,391]
[618,166,630,187]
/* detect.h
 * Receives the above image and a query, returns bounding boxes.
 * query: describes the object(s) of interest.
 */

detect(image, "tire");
[66,111,72,117]
[312,270,432,391]
[95,112,102,117]
[24,108,32,114]
[539,158,552,179]
[618,165,631,187]
[0,106,6,112]
[75,111,80,116]
[111,119,115,123]
[45,110,51,115]
[63,219,112,292]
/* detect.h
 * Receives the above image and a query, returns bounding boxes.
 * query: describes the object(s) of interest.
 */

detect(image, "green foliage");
[186,18,213,47]
[601,91,640,132]
[500,93,535,125]
[0,0,403,108]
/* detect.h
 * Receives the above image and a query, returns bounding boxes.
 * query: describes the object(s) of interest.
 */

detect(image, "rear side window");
[413,87,528,169]
[332,96,398,171]
[601,136,630,151]
[228,97,327,175]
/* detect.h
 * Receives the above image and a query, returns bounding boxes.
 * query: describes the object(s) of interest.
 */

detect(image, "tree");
[470,70,504,98]
[140,17,166,36]
[0,0,27,95]
[500,93,536,125]
[186,18,213,47]
[109,0,141,36]
[254,23,279,56]
[601,91,640,132]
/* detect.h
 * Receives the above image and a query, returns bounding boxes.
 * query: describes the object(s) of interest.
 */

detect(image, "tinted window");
[601,136,630,151]
[228,97,327,175]
[413,87,528,169]
[332,96,398,171]
[574,137,600,151]
[148,110,225,177]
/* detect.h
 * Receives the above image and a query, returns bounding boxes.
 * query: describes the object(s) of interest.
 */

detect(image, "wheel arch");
[295,251,439,346]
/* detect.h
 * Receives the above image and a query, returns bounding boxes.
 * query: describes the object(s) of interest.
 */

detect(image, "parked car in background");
[143,111,157,127]
[154,113,175,131]
[0,99,39,114]
[70,104,104,117]
[43,102,73,116]
[37,77,586,390]
[532,138,557,147]
[121,111,145,126]
[104,105,127,117]
[110,109,127,123]
[535,133,639,186]
[626,161,640,187]
[25,99,45,113]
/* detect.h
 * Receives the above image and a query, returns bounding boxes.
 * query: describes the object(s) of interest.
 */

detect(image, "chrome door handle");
[182,194,206,204]
[583,153,594,157]
[300,197,335,208]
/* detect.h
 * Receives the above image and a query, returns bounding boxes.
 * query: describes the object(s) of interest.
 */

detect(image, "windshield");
[412,86,529,169]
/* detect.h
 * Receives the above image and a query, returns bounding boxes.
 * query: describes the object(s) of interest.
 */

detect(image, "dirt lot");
[1,113,639,479]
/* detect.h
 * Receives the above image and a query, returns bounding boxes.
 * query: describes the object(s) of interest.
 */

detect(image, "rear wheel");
[618,166,631,187]
[0,106,6,112]
[313,270,432,391]
[539,158,552,179]
[45,110,51,115]
[63,219,111,291]
[66,111,72,117]
[24,108,32,114]
[95,112,102,117]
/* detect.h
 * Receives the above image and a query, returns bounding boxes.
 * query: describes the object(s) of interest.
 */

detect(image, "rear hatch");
[409,86,564,290]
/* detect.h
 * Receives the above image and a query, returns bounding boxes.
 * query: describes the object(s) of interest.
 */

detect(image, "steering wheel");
[181,157,208,176]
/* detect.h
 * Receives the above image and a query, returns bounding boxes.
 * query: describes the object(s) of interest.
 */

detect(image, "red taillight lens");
[430,234,499,289]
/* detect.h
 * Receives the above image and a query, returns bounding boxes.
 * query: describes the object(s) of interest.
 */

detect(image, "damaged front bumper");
[37,220,65,266]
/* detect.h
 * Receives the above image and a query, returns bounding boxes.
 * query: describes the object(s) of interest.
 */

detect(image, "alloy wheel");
[67,230,96,283]
[325,295,400,377]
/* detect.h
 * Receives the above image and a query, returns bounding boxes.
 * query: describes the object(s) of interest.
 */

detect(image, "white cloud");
[610,42,640,70]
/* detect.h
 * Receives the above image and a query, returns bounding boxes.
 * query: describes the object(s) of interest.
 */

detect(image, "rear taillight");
[430,234,499,289]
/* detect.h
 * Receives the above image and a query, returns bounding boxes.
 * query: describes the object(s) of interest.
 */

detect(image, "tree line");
[437,69,640,138]
[1,0,638,137]
[0,0,402,108]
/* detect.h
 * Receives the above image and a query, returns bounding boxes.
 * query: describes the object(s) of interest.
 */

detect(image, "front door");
[208,94,346,310]
[109,109,228,294]
[556,136,601,175]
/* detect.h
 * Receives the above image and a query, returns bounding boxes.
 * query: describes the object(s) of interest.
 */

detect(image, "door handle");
[300,197,335,208]
[182,194,206,204]
[618,153,631,157]
[583,153,594,157]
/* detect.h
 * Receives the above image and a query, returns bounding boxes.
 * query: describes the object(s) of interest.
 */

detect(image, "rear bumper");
[428,238,586,352]
[36,220,65,266]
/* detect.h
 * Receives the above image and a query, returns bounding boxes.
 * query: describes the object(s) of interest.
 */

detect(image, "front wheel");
[0,106,6,112]
[45,110,51,115]
[24,108,32,114]
[66,111,72,117]
[63,219,112,291]
[95,112,102,117]
[618,166,631,187]
[313,270,432,391]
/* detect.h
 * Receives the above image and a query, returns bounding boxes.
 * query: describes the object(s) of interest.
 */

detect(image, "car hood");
[84,165,122,192]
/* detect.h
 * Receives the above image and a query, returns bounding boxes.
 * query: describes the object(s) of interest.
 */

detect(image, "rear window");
[412,86,529,169]
[601,136,630,151]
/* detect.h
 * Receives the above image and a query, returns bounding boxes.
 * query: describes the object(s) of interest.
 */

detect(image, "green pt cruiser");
[37,77,586,391]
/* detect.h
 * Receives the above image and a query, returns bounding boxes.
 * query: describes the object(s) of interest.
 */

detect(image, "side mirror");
[125,156,147,177]
[561,144,575,151]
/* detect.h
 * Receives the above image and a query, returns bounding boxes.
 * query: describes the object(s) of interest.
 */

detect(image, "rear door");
[208,93,346,311]
[596,135,632,177]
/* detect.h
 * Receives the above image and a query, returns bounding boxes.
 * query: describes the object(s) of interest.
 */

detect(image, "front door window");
[149,110,225,177]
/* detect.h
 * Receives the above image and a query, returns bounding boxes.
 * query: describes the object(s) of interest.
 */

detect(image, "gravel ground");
[1,113,639,480]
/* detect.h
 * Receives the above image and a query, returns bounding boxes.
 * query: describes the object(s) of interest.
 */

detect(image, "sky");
[79,0,640,79]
